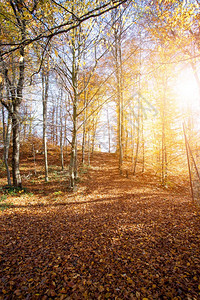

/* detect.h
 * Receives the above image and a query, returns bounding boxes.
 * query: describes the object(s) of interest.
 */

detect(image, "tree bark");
[112,8,123,174]
[69,19,78,189]
[107,107,111,153]
[82,84,87,164]
[42,69,49,182]
[12,106,22,187]
[69,102,77,188]
[0,1,25,187]
[133,95,140,175]
[88,130,91,166]
[2,106,12,186]
[60,90,64,171]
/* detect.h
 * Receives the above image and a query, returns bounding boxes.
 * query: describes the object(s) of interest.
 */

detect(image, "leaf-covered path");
[0,153,200,299]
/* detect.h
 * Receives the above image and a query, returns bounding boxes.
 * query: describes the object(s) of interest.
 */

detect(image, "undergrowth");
[0,195,13,211]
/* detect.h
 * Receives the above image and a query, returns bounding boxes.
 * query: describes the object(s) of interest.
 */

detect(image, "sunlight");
[175,67,200,110]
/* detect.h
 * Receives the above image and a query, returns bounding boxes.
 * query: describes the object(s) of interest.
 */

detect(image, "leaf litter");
[0,153,200,299]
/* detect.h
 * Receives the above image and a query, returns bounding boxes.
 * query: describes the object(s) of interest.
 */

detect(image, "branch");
[51,0,80,21]
[30,37,52,84]
[0,0,129,57]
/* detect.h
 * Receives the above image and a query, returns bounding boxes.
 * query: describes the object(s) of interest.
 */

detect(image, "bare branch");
[0,0,130,57]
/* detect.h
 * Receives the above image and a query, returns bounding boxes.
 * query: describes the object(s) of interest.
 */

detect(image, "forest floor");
[0,151,200,300]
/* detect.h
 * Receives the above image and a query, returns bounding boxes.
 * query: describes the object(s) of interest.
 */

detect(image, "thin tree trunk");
[107,107,111,153]
[119,30,124,169]
[88,131,91,166]
[55,101,58,145]
[69,20,78,189]
[69,102,77,188]
[133,34,142,175]
[42,69,49,182]
[82,88,87,164]
[141,103,145,173]
[60,91,64,171]
[161,79,167,186]
[12,106,22,187]
[32,142,37,176]
[131,113,135,166]
[133,95,140,175]
[2,103,12,185]
[64,111,67,148]
[124,128,128,159]
[183,123,194,203]
[161,118,165,185]
[52,106,55,144]
[91,116,98,155]
[60,139,64,171]
[115,29,123,174]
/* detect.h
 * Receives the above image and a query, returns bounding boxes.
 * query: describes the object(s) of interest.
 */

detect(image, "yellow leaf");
[127,277,134,284]
[152,284,157,288]
[193,276,197,280]
[55,49,58,57]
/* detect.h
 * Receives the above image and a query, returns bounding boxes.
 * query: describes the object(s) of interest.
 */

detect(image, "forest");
[0,0,200,299]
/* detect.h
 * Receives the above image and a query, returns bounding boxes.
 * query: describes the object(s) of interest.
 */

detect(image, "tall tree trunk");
[124,128,128,159]
[69,102,77,188]
[32,142,37,176]
[113,8,124,174]
[131,113,135,166]
[88,131,91,166]
[52,106,55,144]
[133,95,140,175]
[12,47,24,187]
[42,69,49,182]
[64,111,67,148]
[141,99,145,173]
[1,99,11,186]
[12,105,22,187]
[91,116,98,155]
[161,77,167,186]
[161,106,168,185]
[82,86,87,164]
[60,136,64,171]
[60,91,64,171]
[0,1,25,188]
[55,101,58,145]
[69,3,82,189]
[69,20,78,189]
[114,30,123,174]
[107,107,111,153]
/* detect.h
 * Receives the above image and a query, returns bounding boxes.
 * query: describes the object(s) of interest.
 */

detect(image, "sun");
[175,66,200,110]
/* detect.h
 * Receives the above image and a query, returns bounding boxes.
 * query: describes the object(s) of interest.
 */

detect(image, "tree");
[0,0,26,187]
[42,61,50,182]
[0,0,129,188]
[0,0,130,58]
[0,76,11,185]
